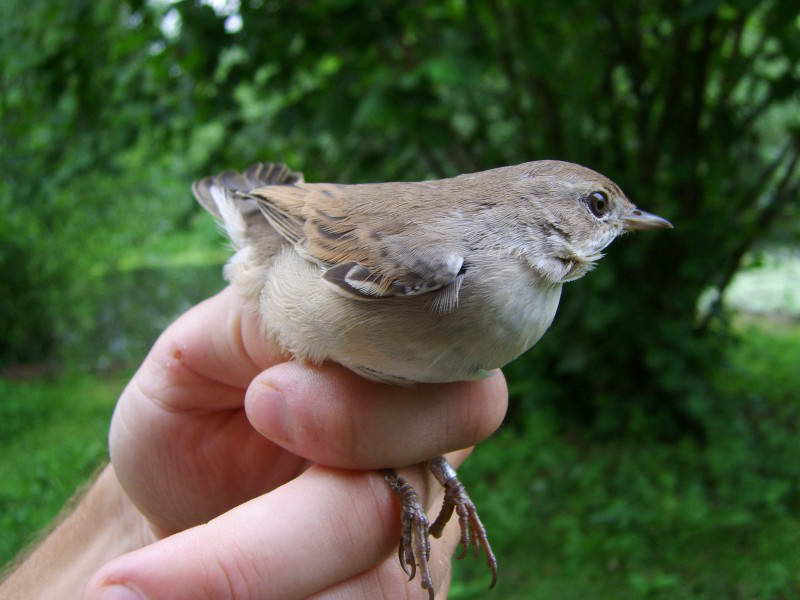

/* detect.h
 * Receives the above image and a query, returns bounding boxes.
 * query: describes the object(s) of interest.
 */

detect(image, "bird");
[192,159,672,598]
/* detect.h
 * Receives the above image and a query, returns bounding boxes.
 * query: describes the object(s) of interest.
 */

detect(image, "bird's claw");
[428,457,498,588]
[383,469,435,599]
[384,459,498,598]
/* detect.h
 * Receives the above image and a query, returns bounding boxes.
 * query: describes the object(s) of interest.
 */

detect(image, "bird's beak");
[624,208,674,231]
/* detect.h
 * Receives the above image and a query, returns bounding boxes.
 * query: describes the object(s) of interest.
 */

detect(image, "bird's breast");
[255,249,562,384]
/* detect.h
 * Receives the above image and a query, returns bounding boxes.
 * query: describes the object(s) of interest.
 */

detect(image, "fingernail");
[249,380,291,444]
[100,585,145,600]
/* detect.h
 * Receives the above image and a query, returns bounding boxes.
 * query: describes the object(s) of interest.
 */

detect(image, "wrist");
[0,464,153,600]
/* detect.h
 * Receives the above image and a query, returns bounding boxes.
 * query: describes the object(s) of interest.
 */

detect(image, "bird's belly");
[258,249,563,384]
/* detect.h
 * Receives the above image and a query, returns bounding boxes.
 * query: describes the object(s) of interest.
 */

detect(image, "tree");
[2,0,798,435]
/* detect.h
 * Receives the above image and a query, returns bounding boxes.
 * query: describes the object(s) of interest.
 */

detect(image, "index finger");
[134,287,287,411]
[87,450,473,600]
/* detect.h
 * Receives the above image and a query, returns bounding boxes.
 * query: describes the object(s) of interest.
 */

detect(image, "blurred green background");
[2,0,800,597]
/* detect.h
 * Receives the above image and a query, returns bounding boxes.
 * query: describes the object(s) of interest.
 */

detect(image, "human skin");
[0,287,508,599]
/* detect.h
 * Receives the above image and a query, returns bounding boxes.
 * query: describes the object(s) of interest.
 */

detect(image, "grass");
[450,320,800,599]
[0,374,126,564]
[724,251,800,318]
[1,321,799,598]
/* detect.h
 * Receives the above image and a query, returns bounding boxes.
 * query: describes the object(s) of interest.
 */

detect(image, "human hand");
[85,287,508,599]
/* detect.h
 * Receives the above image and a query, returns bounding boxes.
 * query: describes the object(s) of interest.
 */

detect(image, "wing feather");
[245,179,467,311]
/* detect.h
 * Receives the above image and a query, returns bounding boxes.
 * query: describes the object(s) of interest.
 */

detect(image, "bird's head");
[505,160,672,283]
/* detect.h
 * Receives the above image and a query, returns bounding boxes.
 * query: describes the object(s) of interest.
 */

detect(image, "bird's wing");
[247,182,466,311]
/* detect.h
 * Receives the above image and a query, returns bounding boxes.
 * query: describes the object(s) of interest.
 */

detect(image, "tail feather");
[192,162,305,246]
[193,162,304,218]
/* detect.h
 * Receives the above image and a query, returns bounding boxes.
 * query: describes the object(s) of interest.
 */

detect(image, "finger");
[86,455,465,600]
[308,522,460,600]
[135,287,287,412]
[309,469,464,600]
[245,361,508,468]
[109,403,300,535]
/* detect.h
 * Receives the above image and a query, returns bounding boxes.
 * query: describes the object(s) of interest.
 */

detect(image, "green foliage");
[0,1,210,363]
[3,0,799,433]
[2,3,798,594]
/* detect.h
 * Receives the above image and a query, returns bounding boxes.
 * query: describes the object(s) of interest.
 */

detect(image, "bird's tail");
[192,162,304,248]
[192,162,304,219]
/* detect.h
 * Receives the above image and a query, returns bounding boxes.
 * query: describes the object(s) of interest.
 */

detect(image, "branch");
[463,4,503,159]
[739,78,787,132]
[734,31,775,116]
[486,0,528,132]
[604,0,646,103]
[529,75,565,157]
[712,13,747,112]
[510,3,565,156]
[732,141,793,214]
[697,145,800,332]
[640,0,692,186]
[679,15,719,219]
[601,0,648,175]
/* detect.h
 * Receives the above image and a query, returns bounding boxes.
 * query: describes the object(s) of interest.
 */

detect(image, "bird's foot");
[384,457,497,598]
[382,468,435,600]
[427,456,497,588]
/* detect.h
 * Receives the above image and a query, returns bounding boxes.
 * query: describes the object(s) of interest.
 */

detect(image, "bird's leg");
[427,456,498,588]
[382,468,434,600]
[383,458,498,598]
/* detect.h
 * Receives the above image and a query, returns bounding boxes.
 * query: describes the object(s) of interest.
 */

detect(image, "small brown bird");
[193,160,672,598]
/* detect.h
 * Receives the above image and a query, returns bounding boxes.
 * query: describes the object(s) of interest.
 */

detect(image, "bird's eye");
[587,191,610,218]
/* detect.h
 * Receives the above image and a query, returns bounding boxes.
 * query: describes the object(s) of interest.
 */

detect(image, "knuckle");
[207,534,262,600]
[289,374,363,466]
[324,388,364,466]
[469,376,508,439]
[442,377,507,449]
